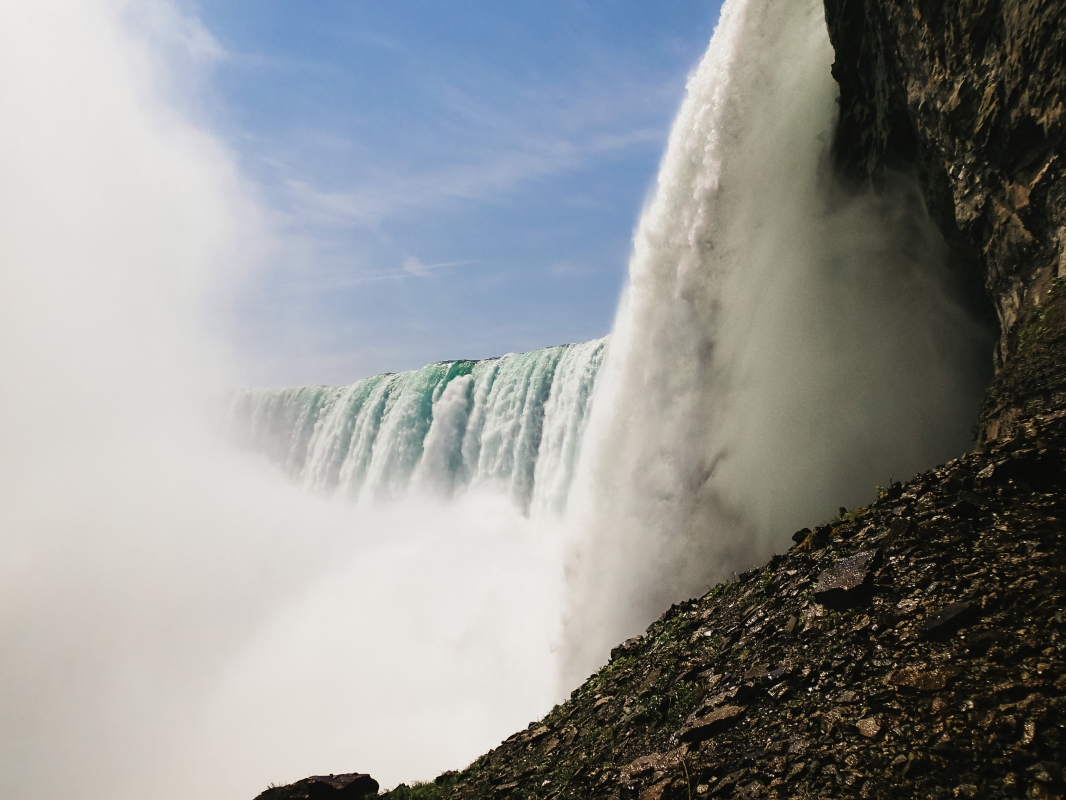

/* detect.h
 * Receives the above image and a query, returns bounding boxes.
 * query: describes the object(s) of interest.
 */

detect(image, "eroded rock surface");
[824,0,1066,446]
[255,773,379,800]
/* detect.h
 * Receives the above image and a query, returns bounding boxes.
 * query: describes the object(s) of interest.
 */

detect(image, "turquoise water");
[227,338,608,515]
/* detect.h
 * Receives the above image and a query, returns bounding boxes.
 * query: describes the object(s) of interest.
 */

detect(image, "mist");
[0,2,561,798]
[557,0,993,684]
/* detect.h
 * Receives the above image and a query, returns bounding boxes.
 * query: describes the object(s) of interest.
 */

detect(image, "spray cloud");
[0,2,563,797]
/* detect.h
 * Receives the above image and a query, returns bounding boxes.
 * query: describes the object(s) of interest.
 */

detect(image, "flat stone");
[621,752,678,780]
[272,773,379,799]
[611,636,643,660]
[889,666,957,692]
[678,705,747,743]
[814,550,878,605]
[767,663,789,682]
[856,717,882,738]
[742,663,769,680]
[919,601,976,637]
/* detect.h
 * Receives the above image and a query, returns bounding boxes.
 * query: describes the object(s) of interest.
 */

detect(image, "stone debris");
[678,704,747,743]
[919,601,976,638]
[339,433,1066,800]
[888,666,957,692]
[856,717,882,738]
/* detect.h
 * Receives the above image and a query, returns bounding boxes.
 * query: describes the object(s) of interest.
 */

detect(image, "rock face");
[253,2,1066,799]
[823,0,1066,446]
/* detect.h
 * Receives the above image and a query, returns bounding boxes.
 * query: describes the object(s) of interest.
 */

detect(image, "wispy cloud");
[281,122,665,230]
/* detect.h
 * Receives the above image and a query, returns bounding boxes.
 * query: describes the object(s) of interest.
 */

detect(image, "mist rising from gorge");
[0,3,562,797]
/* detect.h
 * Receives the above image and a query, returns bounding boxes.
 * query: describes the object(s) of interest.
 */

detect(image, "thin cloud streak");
[282,126,665,231]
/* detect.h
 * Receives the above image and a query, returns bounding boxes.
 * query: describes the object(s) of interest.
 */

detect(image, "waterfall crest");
[227,338,608,515]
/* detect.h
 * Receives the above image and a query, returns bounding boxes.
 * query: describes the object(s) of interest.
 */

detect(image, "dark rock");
[979,449,1066,491]
[741,663,769,681]
[947,499,981,519]
[889,666,958,692]
[610,636,643,660]
[433,771,457,786]
[919,600,977,637]
[678,705,746,743]
[255,773,379,800]
[805,524,833,549]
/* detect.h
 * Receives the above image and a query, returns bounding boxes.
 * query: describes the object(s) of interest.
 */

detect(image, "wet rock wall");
[823,0,1066,445]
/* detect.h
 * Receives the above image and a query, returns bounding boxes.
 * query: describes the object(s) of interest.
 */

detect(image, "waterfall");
[558,0,992,682]
[227,338,608,515]
[227,0,992,689]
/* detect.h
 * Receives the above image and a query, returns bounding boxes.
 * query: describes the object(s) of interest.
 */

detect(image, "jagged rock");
[813,549,878,606]
[677,704,747,743]
[856,716,882,738]
[888,666,958,692]
[254,773,378,800]
[920,600,976,638]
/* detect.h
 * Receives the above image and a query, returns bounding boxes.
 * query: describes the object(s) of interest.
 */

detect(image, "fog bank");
[0,3,561,797]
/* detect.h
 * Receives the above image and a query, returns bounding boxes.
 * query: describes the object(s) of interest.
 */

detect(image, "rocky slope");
[254,1,1066,798]
[260,433,1066,800]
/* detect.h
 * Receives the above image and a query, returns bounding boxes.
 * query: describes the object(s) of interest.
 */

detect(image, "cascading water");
[227,339,608,515]
[558,0,992,683]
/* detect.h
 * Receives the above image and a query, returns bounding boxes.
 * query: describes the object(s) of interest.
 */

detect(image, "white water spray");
[0,3,566,798]
[558,0,991,682]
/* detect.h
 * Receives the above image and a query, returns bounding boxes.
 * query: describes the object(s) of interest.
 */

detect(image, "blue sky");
[192,1,724,386]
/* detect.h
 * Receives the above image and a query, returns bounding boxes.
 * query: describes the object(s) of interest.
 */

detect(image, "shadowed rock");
[920,600,977,638]
[254,773,379,800]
